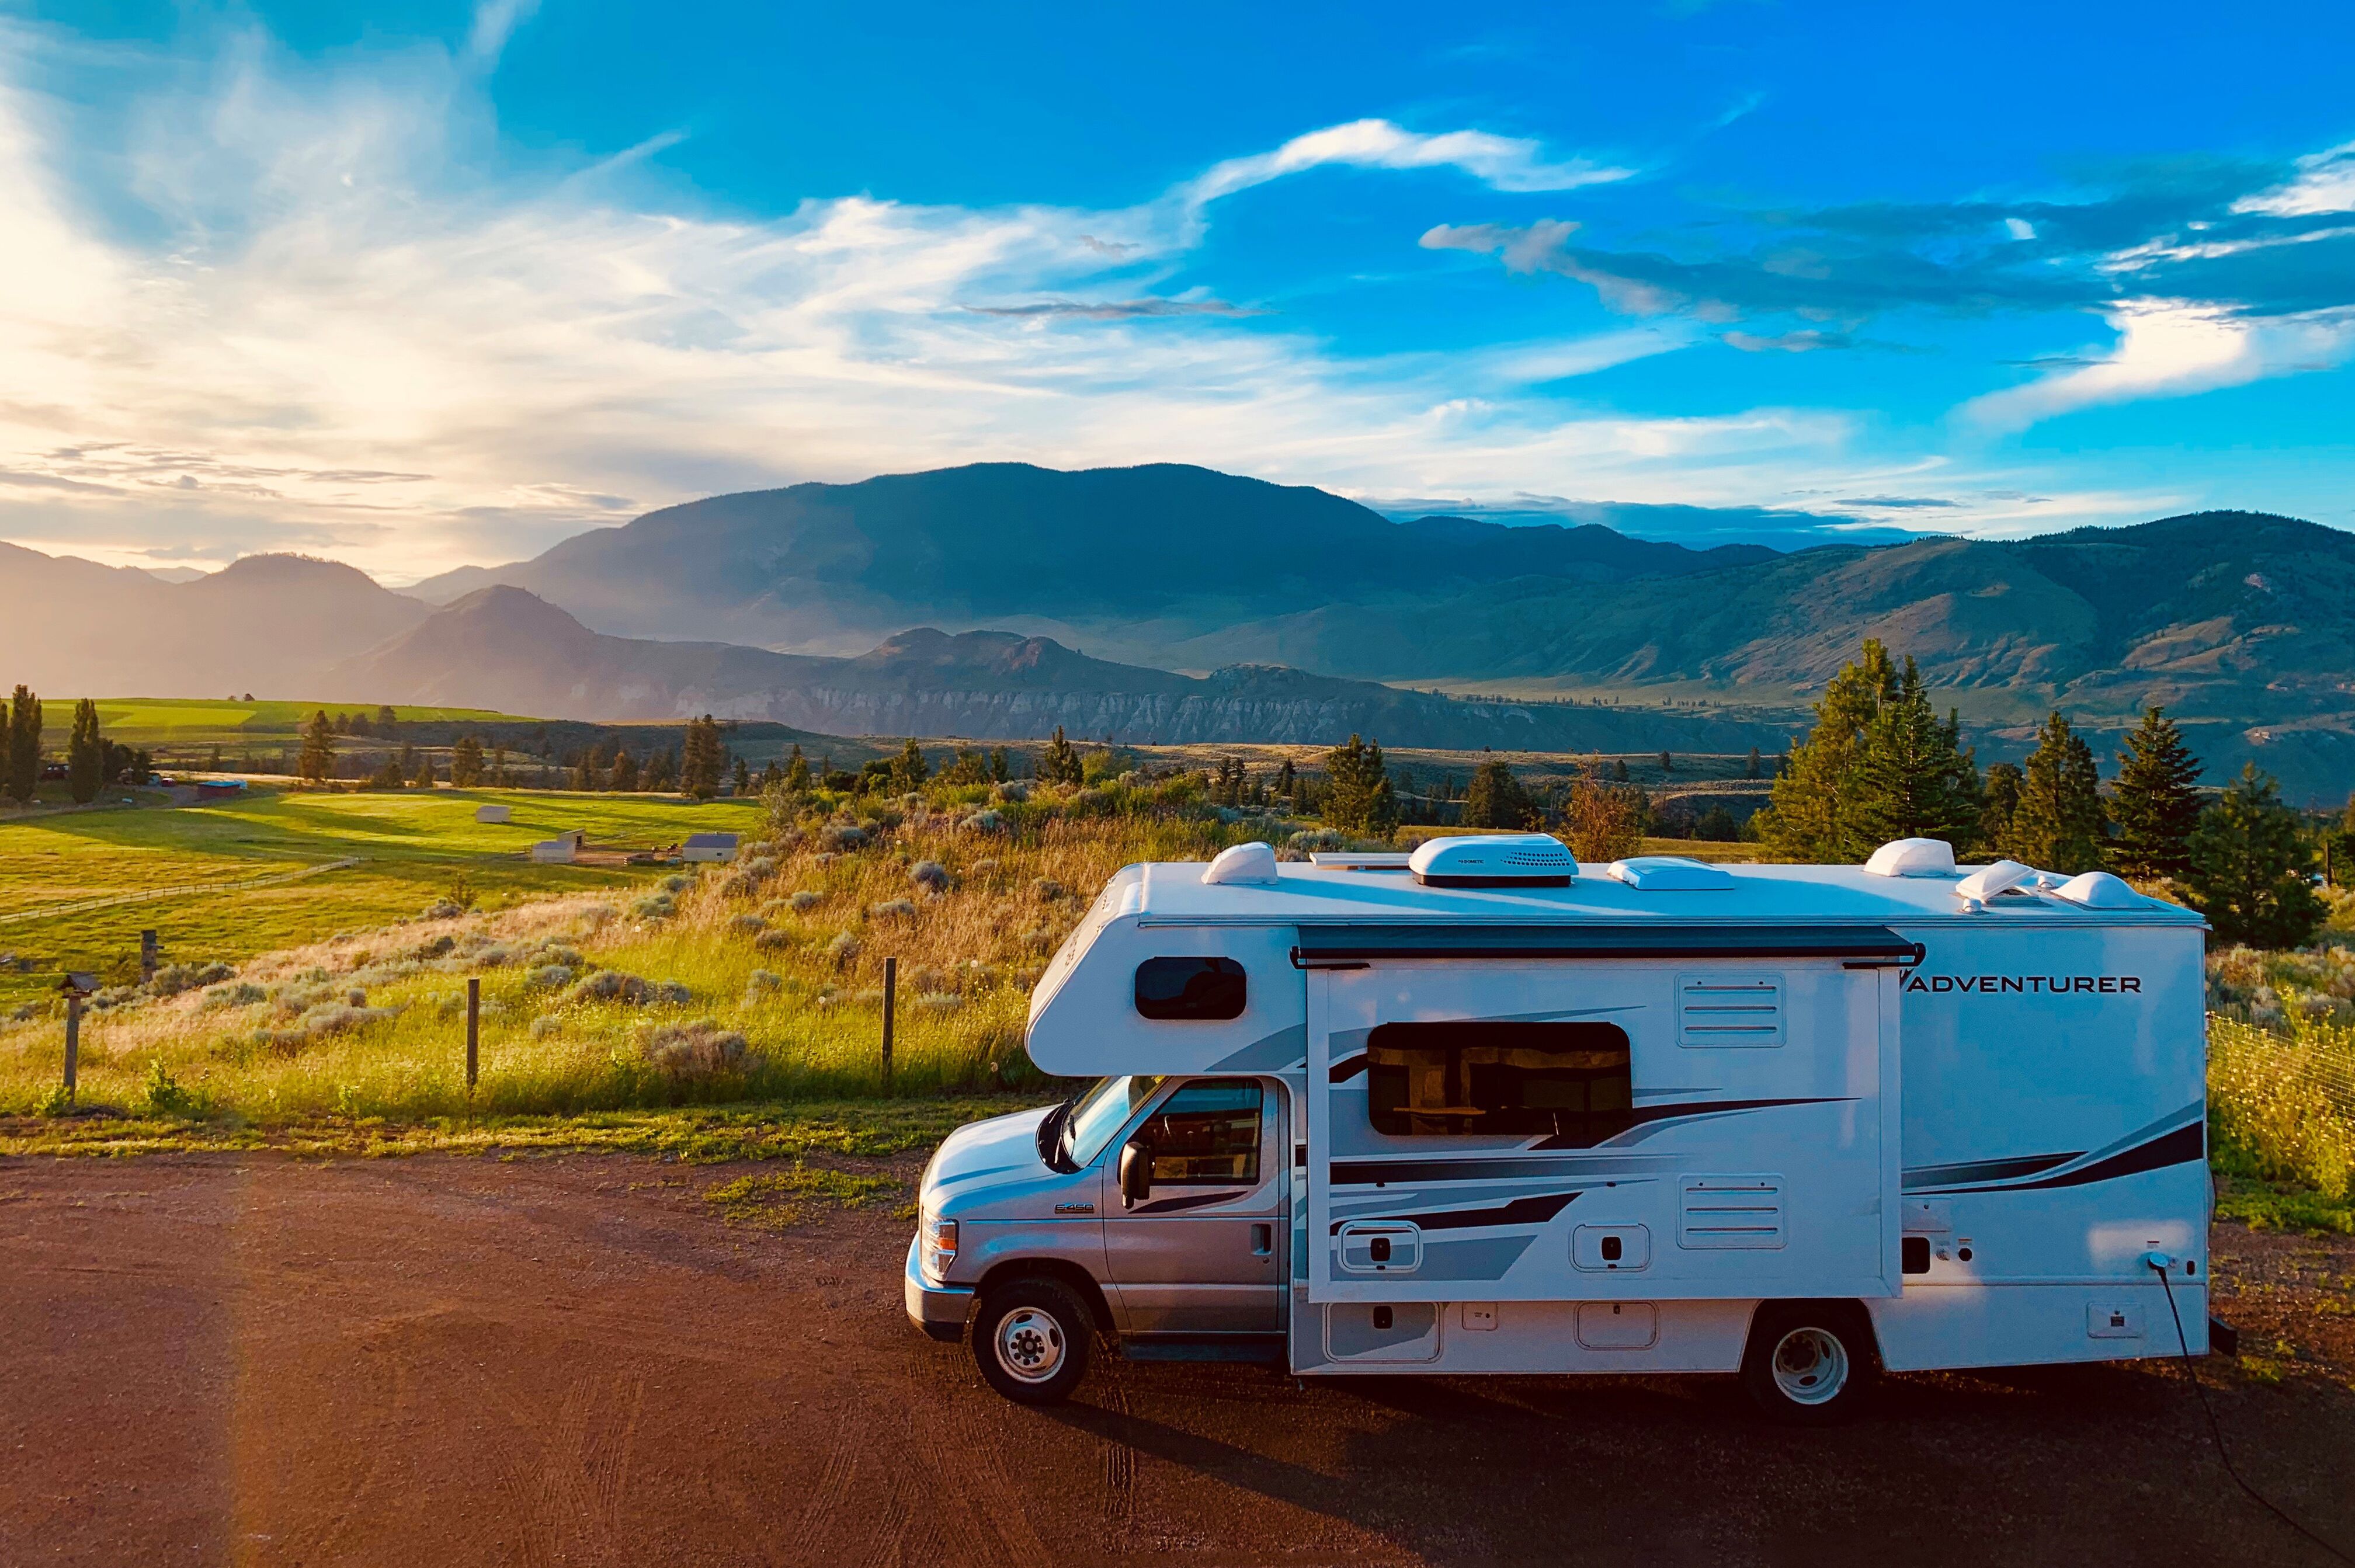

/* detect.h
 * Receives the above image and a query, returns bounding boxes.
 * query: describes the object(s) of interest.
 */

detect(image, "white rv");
[905,835,2211,1421]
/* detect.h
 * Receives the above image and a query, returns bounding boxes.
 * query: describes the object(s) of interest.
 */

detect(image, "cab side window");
[1135,1079,1262,1184]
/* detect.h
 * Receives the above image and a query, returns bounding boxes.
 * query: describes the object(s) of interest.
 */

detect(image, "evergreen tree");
[67,697,103,804]
[1562,770,1644,864]
[1658,750,1673,776]
[1979,761,2024,853]
[887,736,929,794]
[411,752,436,788]
[5,685,40,804]
[2184,765,2323,948]
[1040,725,1083,786]
[609,749,640,791]
[681,716,725,799]
[1851,656,1980,849]
[297,710,336,786]
[2109,706,2203,879]
[1745,747,1763,781]
[1754,639,1898,862]
[2003,712,2107,872]
[732,755,751,794]
[1462,759,1534,829]
[989,748,1010,783]
[645,748,678,791]
[450,735,485,788]
[1321,735,1398,836]
[784,743,812,794]
[489,742,509,785]
[376,704,398,732]
[1273,757,1297,805]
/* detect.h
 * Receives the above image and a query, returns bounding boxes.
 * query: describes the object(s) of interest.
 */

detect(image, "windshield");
[1060,1075,1166,1169]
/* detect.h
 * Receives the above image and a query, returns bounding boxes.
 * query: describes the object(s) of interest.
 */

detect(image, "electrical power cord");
[2146,1253,2353,1564]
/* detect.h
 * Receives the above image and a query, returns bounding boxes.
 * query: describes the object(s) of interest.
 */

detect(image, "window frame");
[1130,1077,1265,1186]
[1133,955,1249,1021]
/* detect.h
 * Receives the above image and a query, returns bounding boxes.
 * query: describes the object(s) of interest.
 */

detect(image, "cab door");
[1101,1077,1286,1336]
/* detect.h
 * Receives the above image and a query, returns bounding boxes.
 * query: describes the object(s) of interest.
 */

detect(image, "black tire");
[1741,1302,1877,1425]
[971,1277,1093,1406]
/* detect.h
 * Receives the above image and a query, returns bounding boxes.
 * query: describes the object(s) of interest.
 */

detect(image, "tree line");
[1,688,154,806]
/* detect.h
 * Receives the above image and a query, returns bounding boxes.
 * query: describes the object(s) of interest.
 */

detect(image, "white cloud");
[1184,119,1632,211]
[2232,140,2355,217]
[1959,298,2355,430]
[464,0,541,68]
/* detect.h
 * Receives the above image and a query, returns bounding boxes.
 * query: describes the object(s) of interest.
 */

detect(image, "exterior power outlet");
[2087,1303,2145,1339]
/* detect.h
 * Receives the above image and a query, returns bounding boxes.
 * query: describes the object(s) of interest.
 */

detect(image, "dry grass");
[0,778,1289,1128]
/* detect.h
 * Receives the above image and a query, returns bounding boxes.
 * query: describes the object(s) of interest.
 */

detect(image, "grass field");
[72,698,528,750]
[0,786,762,1003]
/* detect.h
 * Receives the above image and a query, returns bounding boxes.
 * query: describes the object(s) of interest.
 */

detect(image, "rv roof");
[1112,858,2203,929]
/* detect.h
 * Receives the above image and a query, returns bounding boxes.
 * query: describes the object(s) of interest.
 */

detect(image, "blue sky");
[4,0,2354,580]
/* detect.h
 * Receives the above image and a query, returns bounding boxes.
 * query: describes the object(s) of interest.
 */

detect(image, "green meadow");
[71,697,527,751]
[0,786,762,1001]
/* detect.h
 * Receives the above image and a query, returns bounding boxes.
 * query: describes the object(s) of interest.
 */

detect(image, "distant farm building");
[682,832,739,863]
[529,829,587,864]
[475,804,511,824]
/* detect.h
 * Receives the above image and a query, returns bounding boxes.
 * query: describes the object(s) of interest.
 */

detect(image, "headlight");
[922,1212,958,1280]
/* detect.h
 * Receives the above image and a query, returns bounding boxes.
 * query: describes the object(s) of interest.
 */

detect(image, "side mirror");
[1119,1141,1153,1209]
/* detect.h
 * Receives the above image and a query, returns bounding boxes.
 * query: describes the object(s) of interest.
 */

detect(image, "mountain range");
[7,461,2355,798]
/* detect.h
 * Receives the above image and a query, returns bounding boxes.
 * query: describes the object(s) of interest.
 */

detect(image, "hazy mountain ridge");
[328,589,1805,752]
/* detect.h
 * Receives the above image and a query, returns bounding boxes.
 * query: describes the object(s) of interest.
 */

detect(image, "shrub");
[909,860,950,893]
[961,810,1006,835]
[822,824,867,851]
[640,1017,750,1078]
[143,1060,196,1117]
[1031,878,1067,902]
[728,914,766,936]
[826,931,861,966]
[870,898,917,920]
[789,890,822,913]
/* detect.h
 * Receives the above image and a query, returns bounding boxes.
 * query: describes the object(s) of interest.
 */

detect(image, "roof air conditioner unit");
[1409,833,1577,888]
[1864,837,1956,878]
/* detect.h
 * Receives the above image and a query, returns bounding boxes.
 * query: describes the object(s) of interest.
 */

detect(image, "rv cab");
[906,836,2211,1421]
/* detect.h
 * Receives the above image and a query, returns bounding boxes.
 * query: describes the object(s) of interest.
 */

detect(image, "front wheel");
[1741,1303,1877,1425]
[972,1277,1093,1406]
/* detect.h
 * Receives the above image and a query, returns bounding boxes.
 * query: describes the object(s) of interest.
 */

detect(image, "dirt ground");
[4,1153,2352,1568]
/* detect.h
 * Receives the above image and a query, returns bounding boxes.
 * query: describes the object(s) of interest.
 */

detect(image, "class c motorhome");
[905,835,2212,1420]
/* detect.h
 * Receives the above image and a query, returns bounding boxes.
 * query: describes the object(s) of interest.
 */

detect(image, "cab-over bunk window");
[1366,1021,1633,1143]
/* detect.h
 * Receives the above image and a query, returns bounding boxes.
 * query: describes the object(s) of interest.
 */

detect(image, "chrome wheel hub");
[1770,1326,1849,1405]
[995,1307,1066,1383]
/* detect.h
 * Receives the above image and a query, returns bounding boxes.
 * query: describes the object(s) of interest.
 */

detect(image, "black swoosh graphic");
[1902,1151,2083,1191]
[1329,1054,1368,1083]
[1936,1122,2204,1194]
[1333,1190,1582,1235]
[1128,1190,1248,1215]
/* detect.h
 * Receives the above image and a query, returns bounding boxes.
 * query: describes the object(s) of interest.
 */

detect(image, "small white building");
[475,804,511,824]
[682,832,740,864]
[530,829,586,864]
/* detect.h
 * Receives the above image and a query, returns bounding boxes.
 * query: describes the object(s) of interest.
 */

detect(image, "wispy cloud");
[463,0,540,69]
[962,297,1258,320]
[1184,120,1634,211]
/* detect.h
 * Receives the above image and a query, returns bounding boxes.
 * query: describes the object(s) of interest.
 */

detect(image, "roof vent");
[1409,833,1576,888]
[1864,838,1956,878]
[1200,841,1280,886]
[2050,870,2148,910]
[1954,860,2036,902]
[1604,856,1735,891]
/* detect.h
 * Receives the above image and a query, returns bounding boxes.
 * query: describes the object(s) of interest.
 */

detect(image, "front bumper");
[904,1235,975,1343]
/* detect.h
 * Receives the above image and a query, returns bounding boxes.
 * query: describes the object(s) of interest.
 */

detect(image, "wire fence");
[0,858,363,928]
[2208,1012,2355,1198]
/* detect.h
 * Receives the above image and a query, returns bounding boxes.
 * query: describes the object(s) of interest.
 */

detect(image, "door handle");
[1251,1223,1273,1257]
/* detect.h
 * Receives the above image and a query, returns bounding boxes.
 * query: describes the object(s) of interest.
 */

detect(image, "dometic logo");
[1905,974,2142,995]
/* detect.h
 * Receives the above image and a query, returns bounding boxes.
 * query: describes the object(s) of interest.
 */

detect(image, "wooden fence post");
[882,955,897,1093]
[140,929,158,984]
[62,995,79,1108]
[466,977,480,1112]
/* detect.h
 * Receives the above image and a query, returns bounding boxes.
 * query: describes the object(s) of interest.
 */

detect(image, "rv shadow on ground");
[1047,1358,2355,1567]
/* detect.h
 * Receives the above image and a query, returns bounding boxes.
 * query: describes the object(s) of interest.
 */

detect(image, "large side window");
[1134,1079,1263,1184]
[1366,1021,1633,1143]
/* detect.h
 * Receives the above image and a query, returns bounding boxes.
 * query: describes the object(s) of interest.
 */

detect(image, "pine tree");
[1658,750,1673,776]
[297,710,336,786]
[1273,757,1297,805]
[732,755,751,795]
[989,748,1010,784]
[5,685,40,804]
[489,742,509,786]
[411,752,436,788]
[888,737,929,794]
[645,748,678,791]
[1745,747,1763,781]
[450,735,485,789]
[2003,712,2107,872]
[784,743,811,794]
[2184,765,2323,948]
[1851,656,1980,849]
[1040,726,1083,787]
[1321,735,1398,836]
[1462,759,1534,829]
[2110,706,2203,880]
[376,704,398,732]
[1562,769,1643,863]
[1979,761,2024,853]
[67,698,103,805]
[1754,639,1898,862]
[681,716,725,799]
[609,749,640,791]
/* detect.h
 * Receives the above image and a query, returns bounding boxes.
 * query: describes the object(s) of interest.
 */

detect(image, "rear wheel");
[1741,1303,1876,1425]
[972,1277,1092,1406]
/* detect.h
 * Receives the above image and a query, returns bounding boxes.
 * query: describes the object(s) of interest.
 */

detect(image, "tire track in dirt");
[1093,1350,1140,1552]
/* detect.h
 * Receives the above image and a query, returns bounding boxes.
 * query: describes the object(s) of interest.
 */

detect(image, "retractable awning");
[1290,923,1922,965]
